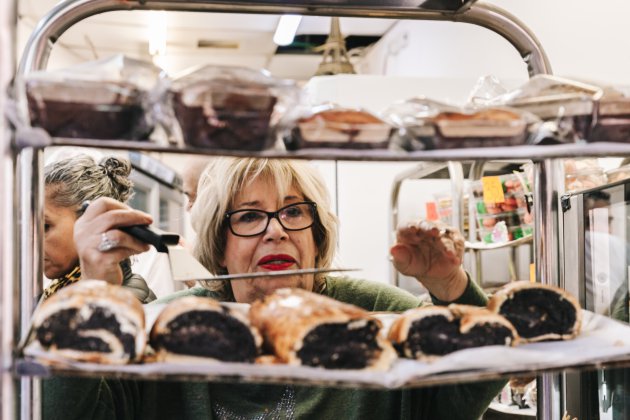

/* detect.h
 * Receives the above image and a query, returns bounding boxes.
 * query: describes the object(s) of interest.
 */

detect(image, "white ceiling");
[18,0,397,79]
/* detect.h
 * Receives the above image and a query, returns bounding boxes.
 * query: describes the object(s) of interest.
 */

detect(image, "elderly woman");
[66,157,502,420]
[43,154,155,303]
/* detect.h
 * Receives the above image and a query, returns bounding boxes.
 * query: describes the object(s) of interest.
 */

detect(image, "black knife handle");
[119,225,179,253]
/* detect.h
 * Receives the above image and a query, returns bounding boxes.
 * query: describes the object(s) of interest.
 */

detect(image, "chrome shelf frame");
[8,1,562,419]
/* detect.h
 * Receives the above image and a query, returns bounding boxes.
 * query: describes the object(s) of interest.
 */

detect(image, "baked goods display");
[250,288,396,370]
[25,54,161,140]
[286,106,394,150]
[388,304,519,361]
[30,279,146,364]
[150,296,262,363]
[169,65,296,151]
[488,281,582,343]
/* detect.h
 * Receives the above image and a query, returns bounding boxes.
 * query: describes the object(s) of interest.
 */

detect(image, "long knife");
[197,267,360,282]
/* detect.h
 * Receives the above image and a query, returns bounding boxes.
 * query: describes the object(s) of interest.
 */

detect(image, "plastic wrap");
[381,97,457,151]
[480,75,602,143]
[564,158,608,193]
[169,65,298,151]
[284,104,394,150]
[25,54,164,140]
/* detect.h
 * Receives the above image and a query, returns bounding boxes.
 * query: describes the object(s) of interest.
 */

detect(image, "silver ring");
[97,232,119,252]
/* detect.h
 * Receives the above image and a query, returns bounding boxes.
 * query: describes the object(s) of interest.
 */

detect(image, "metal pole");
[455,2,552,76]
[534,159,563,420]
[1,0,18,418]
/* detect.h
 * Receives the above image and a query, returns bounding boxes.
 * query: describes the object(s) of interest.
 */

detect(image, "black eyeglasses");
[224,201,317,237]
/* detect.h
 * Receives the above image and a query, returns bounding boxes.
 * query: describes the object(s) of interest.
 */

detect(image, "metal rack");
[4,0,615,419]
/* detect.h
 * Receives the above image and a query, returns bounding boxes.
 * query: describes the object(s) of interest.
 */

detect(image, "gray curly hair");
[45,154,134,208]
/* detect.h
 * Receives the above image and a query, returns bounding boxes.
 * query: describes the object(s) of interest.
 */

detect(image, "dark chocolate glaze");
[35,305,136,358]
[27,94,151,140]
[296,320,381,369]
[499,288,577,340]
[172,92,276,151]
[152,310,258,362]
[402,315,514,357]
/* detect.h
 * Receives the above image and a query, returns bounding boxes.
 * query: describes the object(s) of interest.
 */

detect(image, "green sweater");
[43,277,503,420]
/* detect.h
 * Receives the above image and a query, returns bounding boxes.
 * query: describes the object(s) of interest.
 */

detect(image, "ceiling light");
[148,11,167,56]
[273,15,302,46]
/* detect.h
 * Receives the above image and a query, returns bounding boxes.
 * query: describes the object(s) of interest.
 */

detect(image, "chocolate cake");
[30,280,146,364]
[287,109,393,150]
[26,80,151,140]
[169,65,286,151]
[150,296,262,363]
[487,281,582,343]
[250,288,396,370]
[388,304,519,361]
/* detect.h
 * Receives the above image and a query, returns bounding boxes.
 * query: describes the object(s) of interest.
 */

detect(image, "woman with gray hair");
[43,153,155,303]
[64,156,502,420]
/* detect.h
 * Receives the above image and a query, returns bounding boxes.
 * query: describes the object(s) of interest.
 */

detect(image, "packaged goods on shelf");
[606,163,630,183]
[169,65,298,151]
[564,158,607,193]
[432,107,532,149]
[285,104,394,150]
[381,97,458,151]
[470,173,533,243]
[25,54,163,140]
[589,86,630,143]
[433,193,470,233]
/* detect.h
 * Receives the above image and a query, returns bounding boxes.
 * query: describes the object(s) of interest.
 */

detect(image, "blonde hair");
[191,158,338,297]
[45,154,133,209]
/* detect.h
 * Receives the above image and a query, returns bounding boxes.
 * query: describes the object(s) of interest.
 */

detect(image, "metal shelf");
[465,234,533,251]
[39,137,630,161]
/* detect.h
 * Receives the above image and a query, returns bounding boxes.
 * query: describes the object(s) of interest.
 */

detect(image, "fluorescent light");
[148,11,167,56]
[273,15,302,46]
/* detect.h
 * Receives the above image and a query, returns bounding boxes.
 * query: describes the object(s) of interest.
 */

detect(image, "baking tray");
[17,308,630,389]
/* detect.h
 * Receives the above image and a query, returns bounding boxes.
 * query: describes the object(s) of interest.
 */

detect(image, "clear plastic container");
[564,159,608,192]
[478,223,533,244]
[170,65,298,151]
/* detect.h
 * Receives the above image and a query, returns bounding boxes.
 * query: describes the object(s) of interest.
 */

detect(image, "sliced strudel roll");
[250,288,396,370]
[388,304,519,361]
[31,279,146,364]
[150,296,262,363]
[487,281,582,343]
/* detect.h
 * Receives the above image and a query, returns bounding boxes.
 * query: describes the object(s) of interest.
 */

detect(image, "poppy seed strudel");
[249,288,396,370]
[31,280,146,364]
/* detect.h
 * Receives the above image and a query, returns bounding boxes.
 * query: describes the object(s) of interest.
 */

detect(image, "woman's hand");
[390,220,468,302]
[74,197,153,285]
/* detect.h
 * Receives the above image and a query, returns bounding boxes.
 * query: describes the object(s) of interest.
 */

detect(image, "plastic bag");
[25,54,164,140]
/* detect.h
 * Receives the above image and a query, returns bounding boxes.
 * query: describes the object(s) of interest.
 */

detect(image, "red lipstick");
[257,254,296,270]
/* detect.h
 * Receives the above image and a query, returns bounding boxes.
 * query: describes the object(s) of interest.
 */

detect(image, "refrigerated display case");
[562,178,630,420]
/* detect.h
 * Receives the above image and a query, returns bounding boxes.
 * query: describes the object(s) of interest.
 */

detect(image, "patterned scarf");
[42,265,81,300]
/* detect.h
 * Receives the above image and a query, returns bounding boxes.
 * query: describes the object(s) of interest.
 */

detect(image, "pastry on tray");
[250,288,396,370]
[432,108,529,148]
[487,281,582,343]
[288,108,393,150]
[30,279,146,364]
[149,296,262,363]
[388,304,519,361]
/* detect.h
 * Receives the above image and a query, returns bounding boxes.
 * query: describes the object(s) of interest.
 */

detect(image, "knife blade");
[185,267,360,282]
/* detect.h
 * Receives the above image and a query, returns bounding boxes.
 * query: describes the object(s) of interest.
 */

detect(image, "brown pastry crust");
[31,279,146,364]
[250,288,396,370]
[389,304,519,361]
[434,108,520,122]
[150,296,262,363]
[487,281,582,343]
[300,109,384,125]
